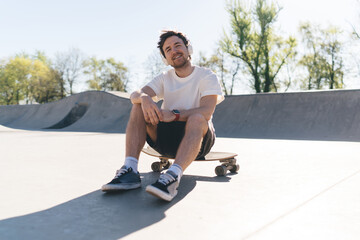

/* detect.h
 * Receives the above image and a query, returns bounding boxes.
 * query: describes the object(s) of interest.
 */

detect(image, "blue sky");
[0,0,358,92]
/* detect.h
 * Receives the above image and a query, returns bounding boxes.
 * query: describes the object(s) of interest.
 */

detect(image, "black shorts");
[146,120,216,160]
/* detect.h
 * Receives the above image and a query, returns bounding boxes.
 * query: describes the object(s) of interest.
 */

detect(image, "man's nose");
[170,48,180,57]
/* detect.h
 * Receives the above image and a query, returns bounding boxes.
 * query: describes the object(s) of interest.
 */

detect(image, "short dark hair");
[157,30,190,57]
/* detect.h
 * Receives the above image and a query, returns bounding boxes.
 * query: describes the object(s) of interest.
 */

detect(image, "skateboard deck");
[142,147,239,176]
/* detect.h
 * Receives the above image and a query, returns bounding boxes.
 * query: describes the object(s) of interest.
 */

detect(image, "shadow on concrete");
[45,103,89,129]
[0,172,231,240]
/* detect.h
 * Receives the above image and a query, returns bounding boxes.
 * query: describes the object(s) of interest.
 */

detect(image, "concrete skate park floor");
[1,125,360,240]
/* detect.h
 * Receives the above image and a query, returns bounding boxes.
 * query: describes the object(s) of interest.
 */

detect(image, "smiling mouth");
[172,55,182,60]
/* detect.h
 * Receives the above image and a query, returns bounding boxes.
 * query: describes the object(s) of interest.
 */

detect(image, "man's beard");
[171,57,189,69]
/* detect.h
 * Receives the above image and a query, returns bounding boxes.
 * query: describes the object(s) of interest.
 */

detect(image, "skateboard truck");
[151,157,172,172]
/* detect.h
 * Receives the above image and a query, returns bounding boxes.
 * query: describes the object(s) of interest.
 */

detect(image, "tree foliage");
[0,56,60,105]
[83,57,129,92]
[0,57,30,105]
[196,49,241,95]
[54,48,84,96]
[221,0,296,93]
[298,23,344,90]
[0,50,131,105]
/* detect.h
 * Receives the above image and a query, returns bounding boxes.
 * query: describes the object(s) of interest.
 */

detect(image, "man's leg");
[173,113,208,171]
[102,104,156,192]
[126,103,156,160]
[146,113,208,201]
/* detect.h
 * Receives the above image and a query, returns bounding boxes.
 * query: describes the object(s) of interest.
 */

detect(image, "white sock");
[167,164,183,181]
[124,156,139,173]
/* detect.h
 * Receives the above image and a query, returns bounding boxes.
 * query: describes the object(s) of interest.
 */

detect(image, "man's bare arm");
[130,86,163,124]
[130,86,156,104]
[161,95,218,122]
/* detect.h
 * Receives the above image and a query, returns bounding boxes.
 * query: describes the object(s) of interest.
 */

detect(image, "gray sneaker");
[145,171,179,201]
[101,166,141,192]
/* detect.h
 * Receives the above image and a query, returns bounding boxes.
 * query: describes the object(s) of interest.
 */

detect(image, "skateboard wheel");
[215,165,227,176]
[230,164,240,173]
[151,162,161,172]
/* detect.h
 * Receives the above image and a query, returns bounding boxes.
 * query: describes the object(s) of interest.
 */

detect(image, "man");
[102,30,224,201]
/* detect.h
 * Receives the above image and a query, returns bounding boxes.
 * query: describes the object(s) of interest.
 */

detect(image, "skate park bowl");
[0,91,132,133]
[1,89,360,141]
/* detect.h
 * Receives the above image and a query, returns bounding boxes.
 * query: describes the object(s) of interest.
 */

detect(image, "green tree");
[196,49,241,95]
[298,23,326,90]
[321,26,344,89]
[0,57,32,105]
[83,57,129,92]
[31,51,63,103]
[221,0,296,93]
[298,23,344,90]
[0,53,63,105]
[31,59,62,103]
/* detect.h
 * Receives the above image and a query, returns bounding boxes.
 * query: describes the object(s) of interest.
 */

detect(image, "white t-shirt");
[146,66,224,111]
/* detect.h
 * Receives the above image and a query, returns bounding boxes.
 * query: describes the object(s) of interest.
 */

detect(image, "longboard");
[142,147,239,176]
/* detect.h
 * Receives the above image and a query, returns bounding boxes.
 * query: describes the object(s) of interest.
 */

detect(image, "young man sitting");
[101,30,224,201]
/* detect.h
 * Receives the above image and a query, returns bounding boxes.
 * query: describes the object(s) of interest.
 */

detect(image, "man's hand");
[160,110,176,122]
[140,95,163,125]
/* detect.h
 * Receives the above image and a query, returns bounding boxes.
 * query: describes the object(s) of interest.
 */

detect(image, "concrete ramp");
[213,89,360,141]
[0,89,359,141]
[0,91,132,133]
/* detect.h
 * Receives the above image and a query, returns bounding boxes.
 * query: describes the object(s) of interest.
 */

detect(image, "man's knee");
[186,114,208,133]
[127,104,147,129]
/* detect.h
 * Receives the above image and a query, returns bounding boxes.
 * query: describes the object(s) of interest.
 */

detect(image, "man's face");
[162,36,190,68]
